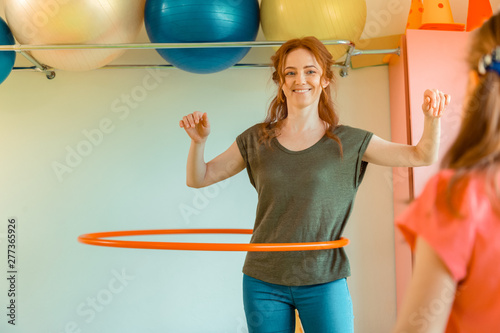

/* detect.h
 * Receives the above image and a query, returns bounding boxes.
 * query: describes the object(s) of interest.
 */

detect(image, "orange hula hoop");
[77,229,349,252]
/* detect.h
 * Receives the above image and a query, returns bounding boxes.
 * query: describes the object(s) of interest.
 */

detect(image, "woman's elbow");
[411,147,438,167]
[420,153,439,166]
[186,179,204,188]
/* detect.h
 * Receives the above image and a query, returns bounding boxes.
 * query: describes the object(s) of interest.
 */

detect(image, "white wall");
[0,60,395,333]
[0,0,490,332]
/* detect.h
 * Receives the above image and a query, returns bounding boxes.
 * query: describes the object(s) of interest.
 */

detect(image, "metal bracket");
[18,51,56,79]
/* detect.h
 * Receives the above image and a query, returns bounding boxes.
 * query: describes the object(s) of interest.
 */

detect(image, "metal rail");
[0,40,400,79]
[0,39,354,51]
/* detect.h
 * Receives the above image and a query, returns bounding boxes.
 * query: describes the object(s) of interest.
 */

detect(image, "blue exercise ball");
[145,0,260,74]
[0,18,16,85]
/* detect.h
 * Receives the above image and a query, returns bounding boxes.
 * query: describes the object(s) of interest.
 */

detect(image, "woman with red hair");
[180,36,449,333]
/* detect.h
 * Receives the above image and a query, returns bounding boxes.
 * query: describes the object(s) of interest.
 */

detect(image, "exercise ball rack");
[0,39,400,80]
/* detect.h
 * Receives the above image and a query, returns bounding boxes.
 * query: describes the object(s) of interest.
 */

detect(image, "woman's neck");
[283,104,324,133]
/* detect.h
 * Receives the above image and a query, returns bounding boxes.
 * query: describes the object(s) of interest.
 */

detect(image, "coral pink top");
[396,169,500,332]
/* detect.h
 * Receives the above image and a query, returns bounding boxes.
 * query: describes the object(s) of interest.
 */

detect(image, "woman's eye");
[285,72,295,76]
[307,70,316,75]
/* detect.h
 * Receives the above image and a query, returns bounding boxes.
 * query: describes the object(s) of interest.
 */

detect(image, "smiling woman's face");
[282,48,329,110]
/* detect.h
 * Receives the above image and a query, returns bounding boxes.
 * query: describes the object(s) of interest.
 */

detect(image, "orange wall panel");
[389,29,471,311]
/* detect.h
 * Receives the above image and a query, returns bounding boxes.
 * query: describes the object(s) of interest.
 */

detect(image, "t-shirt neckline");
[273,134,329,154]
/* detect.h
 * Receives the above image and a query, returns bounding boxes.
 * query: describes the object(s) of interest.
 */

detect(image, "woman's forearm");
[414,116,441,165]
[186,140,208,188]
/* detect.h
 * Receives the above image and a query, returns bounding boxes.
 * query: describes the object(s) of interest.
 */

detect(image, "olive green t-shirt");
[236,124,373,286]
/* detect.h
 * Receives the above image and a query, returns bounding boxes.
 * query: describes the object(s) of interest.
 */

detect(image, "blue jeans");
[243,274,354,333]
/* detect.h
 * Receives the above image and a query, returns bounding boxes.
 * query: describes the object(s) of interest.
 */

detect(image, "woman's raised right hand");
[179,111,211,143]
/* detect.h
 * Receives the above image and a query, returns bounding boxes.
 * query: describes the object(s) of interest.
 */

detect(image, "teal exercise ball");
[145,0,260,74]
[0,18,15,85]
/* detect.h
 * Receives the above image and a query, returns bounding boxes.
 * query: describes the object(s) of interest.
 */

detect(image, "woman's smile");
[292,88,312,94]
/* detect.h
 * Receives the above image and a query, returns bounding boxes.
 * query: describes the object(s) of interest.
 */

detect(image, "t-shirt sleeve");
[236,125,258,165]
[354,130,373,188]
[340,126,373,188]
[395,171,477,282]
[236,132,248,165]
[236,125,260,187]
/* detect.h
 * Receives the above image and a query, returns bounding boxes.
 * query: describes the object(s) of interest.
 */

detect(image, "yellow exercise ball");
[260,0,367,61]
[4,0,146,71]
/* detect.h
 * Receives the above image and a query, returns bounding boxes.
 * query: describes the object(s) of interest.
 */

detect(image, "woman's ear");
[322,78,330,89]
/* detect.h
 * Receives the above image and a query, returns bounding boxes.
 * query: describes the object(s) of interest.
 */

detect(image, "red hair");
[259,36,343,155]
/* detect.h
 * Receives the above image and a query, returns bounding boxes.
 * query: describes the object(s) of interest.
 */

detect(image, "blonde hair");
[441,13,500,214]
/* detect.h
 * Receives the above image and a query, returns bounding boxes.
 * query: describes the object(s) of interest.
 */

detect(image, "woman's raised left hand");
[422,89,451,118]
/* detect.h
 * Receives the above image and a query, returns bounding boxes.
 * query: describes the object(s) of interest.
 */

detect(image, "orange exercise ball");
[4,0,146,71]
[260,0,367,61]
